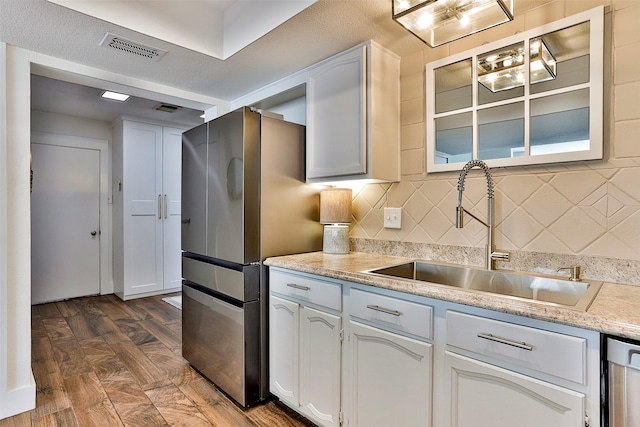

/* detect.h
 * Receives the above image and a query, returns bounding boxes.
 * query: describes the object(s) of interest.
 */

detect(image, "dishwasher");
[607,337,640,426]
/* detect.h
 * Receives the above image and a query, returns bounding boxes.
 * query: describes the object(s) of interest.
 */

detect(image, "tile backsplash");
[349,0,640,286]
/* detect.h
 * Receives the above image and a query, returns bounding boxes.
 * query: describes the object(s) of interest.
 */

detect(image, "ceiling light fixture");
[392,0,514,47]
[477,39,557,93]
[100,91,130,102]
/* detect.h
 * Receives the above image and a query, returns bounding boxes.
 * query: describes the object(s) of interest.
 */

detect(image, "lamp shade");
[392,0,514,47]
[320,188,352,225]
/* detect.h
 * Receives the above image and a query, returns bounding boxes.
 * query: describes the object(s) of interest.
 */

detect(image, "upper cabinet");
[306,41,400,183]
[425,7,604,173]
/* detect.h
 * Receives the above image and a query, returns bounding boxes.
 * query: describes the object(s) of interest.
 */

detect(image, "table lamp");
[320,188,352,254]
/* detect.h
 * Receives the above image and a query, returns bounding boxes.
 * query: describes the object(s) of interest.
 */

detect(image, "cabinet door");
[300,306,341,427]
[307,45,367,179]
[161,127,182,290]
[269,295,300,407]
[349,321,432,427]
[445,352,585,427]
[122,121,163,295]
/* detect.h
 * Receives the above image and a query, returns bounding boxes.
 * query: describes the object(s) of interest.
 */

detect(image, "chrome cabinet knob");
[90,230,97,236]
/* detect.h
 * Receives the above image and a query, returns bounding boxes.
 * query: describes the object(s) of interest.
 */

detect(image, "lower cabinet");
[348,321,433,427]
[268,268,601,427]
[445,352,585,427]
[269,270,343,427]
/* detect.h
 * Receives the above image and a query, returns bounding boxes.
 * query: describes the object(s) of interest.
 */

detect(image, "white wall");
[31,110,112,140]
[0,42,36,420]
[265,96,306,126]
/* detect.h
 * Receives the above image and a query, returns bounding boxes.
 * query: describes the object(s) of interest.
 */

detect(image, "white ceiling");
[45,0,318,60]
[1,0,426,125]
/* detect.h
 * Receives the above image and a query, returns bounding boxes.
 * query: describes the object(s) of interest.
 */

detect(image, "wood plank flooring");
[0,293,315,427]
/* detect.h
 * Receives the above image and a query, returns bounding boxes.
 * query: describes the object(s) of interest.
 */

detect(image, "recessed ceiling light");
[100,91,130,101]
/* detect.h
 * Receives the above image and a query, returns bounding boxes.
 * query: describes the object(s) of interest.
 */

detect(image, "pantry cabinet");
[112,120,183,300]
[306,41,400,183]
[269,270,342,427]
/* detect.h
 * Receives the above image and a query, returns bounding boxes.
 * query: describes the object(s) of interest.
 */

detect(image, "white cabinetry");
[306,41,400,183]
[269,269,342,427]
[267,268,601,427]
[347,288,433,426]
[349,321,432,427]
[113,120,183,300]
[445,352,585,427]
[444,311,591,427]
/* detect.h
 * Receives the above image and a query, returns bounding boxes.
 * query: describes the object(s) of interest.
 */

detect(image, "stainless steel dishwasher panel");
[607,337,640,427]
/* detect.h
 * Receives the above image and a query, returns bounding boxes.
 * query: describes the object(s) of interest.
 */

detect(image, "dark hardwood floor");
[0,293,314,427]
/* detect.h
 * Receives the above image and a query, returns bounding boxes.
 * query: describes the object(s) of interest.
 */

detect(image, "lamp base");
[323,225,349,254]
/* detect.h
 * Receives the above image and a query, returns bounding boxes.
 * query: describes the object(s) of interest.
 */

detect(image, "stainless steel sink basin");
[363,261,602,311]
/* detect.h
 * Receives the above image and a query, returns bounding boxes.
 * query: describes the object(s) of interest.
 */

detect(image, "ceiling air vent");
[154,103,181,113]
[99,32,167,61]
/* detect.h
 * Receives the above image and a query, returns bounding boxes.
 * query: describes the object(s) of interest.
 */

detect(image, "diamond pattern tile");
[610,168,640,202]
[353,159,640,261]
[549,207,606,252]
[549,171,607,205]
[421,208,451,242]
[499,208,544,248]
[499,175,544,205]
[610,210,640,254]
[404,191,433,224]
[521,185,572,227]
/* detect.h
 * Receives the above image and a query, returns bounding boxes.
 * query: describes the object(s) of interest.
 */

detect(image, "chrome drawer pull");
[366,304,402,317]
[477,332,533,351]
[287,283,311,291]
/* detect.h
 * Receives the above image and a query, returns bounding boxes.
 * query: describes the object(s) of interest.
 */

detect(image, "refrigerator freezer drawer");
[182,254,259,302]
[182,284,260,407]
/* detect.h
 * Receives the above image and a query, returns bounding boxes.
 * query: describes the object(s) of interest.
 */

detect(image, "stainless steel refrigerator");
[180,107,322,407]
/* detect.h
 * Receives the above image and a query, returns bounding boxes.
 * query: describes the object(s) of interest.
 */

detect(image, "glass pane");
[435,112,472,164]
[531,21,590,94]
[530,89,590,155]
[477,42,525,105]
[478,102,524,160]
[435,59,472,114]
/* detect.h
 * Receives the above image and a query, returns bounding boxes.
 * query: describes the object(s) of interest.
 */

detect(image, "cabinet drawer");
[349,288,433,340]
[270,269,341,312]
[446,311,586,384]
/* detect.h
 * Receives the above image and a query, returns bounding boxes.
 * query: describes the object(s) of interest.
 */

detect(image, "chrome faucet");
[456,160,509,270]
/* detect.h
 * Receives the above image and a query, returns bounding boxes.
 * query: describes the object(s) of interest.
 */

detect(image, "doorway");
[30,133,109,304]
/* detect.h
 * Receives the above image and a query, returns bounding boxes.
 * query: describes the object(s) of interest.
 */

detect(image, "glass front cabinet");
[425,7,604,172]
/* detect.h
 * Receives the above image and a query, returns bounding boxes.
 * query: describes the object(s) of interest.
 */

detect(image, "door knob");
[90,230,97,236]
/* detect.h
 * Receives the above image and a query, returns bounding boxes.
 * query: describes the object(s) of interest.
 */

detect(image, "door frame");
[30,131,111,296]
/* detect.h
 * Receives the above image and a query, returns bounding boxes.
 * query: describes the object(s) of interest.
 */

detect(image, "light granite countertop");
[265,251,640,341]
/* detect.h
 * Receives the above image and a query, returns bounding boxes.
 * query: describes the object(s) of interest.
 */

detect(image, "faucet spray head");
[456,206,464,228]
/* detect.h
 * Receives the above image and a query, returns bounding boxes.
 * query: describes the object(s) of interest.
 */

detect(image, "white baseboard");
[0,371,36,420]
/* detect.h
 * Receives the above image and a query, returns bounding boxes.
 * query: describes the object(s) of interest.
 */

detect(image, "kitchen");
[1,0,640,426]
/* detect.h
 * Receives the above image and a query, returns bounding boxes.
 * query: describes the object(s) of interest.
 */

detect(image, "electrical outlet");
[384,207,402,229]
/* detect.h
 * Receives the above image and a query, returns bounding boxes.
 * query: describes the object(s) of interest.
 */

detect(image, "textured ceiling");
[0,0,425,104]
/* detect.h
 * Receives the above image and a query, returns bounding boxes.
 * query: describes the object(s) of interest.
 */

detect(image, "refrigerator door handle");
[158,194,162,219]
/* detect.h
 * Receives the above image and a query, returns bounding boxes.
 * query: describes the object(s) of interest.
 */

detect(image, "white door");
[300,306,342,427]
[269,294,300,407]
[445,351,585,427]
[349,321,432,427]
[31,143,101,304]
[307,45,367,179]
[162,127,182,290]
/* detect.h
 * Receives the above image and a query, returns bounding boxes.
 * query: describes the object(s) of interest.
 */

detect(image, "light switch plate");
[384,207,402,229]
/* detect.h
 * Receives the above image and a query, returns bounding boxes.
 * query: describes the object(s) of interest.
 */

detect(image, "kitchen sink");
[363,261,603,311]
